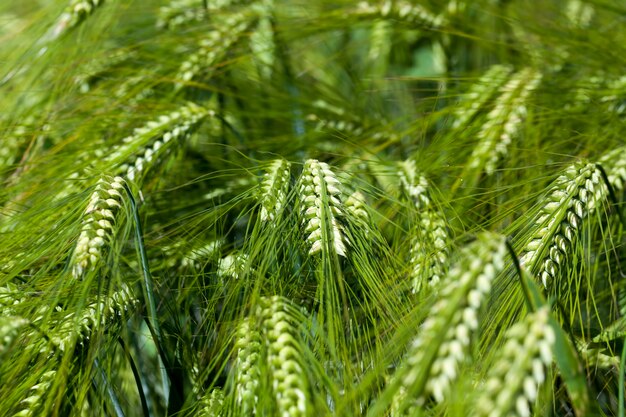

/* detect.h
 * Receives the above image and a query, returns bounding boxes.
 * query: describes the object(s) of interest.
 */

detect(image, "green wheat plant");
[1,0,625,416]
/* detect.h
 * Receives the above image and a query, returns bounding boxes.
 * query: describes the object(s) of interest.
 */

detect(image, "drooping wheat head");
[466,68,542,176]
[108,103,211,184]
[389,233,507,412]
[452,64,513,129]
[398,159,450,293]
[259,159,291,222]
[259,296,309,417]
[232,318,262,414]
[474,306,555,417]
[298,159,347,258]
[519,162,608,290]
[71,175,126,279]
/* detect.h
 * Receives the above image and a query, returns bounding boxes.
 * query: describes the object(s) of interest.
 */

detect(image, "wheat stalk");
[519,162,608,289]
[72,175,126,279]
[259,159,291,222]
[391,233,507,411]
[474,307,555,417]
[299,159,348,257]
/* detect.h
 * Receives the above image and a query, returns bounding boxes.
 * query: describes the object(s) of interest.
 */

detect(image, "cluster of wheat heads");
[0,0,625,416]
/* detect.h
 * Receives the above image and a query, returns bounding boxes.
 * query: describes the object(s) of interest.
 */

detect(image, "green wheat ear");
[380,232,507,414]
[474,306,555,417]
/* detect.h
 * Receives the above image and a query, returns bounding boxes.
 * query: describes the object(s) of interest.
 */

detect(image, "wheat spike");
[566,0,594,28]
[599,146,626,193]
[467,68,542,175]
[198,388,224,417]
[352,1,445,29]
[345,191,370,224]
[398,160,450,292]
[519,162,608,289]
[13,370,58,417]
[233,318,262,414]
[299,159,347,257]
[157,0,208,30]
[452,64,513,128]
[72,175,126,279]
[259,296,309,417]
[474,307,555,417]
[259,159,291,222]
[50,0,106,39]
[50,284,136,352]
[0,316,28,357]
[392,233,507,411]
[109,103,211,182]
[176,13,256,89]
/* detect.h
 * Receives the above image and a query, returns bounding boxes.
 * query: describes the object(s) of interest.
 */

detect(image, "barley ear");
[519,162,608,290]
[71,175,126,279]
[259,159,291,222]
[389,233,507,412]
[259,296,310,417]
[474,307,555,417]
[299,159,348,258]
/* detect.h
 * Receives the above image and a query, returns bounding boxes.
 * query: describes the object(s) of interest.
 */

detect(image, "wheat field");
[0,0,625,416]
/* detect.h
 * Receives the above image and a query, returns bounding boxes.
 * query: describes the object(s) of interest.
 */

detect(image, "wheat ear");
[157,0,208,30]
[599,145,626,193]
[233,318,262,414]
[474,307,555,417]
[452,64,513,128]
[50,0,106,39]
[390,233,507,412]
[176,13,256,89]
[299,159,348,257]
[259,296,309,417]
[519,162,608,289]
[72,175,126,279]
[0,316,28,357]
[467,68,542,175]
[109,103,211,183]
[352,1,445,29]
[259,159,291,222]
[198,388,224,417]
[398,160,450,292]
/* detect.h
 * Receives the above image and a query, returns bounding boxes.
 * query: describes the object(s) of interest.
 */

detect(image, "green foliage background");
[1,0,625,416]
